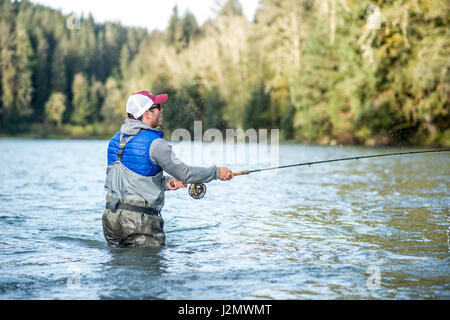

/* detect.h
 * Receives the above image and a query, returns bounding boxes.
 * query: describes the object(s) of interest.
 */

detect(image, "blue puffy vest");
[107,129,164,176]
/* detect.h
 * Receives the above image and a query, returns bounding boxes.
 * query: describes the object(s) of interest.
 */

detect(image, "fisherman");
[103,91,233,247]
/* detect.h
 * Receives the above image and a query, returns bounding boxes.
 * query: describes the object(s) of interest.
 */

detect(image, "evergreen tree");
[14,21,34,121]
[90,77,104,123]
[243,81,271,130]
[218,0,244,17]
[119,44,131,79]
[32,28,50,122]
[180,11,201,48]
[204,87,227,131]
[100,76,124,128]
[70,73,91,125]
[50,37,68,94]
[167,5,181,47]
[45,92,66,127]
[0,20,15,131]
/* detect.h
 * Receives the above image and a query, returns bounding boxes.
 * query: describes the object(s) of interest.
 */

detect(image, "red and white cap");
[126,91,168,119]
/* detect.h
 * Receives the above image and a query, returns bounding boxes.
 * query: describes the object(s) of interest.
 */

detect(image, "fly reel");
[188,183,207,199]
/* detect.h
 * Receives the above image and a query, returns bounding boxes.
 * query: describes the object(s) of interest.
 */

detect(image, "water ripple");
[0,140,448,299]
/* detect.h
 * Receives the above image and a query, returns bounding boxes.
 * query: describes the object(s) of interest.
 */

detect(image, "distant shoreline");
[0,134,447,148]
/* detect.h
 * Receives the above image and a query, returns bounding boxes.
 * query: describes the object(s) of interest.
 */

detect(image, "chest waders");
[105,132,161,217]
[102,132,165,248]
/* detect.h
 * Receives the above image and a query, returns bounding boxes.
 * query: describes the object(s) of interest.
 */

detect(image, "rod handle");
[232,170,250,176]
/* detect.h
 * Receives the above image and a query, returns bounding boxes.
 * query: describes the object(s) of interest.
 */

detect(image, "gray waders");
[102,133,166,248]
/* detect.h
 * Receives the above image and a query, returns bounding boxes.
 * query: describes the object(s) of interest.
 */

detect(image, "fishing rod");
[185,148,450,199]
[232,148,450,176]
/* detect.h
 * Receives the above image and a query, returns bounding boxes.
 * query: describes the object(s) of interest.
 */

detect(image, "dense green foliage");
[0,0,146,136]
[0,0,448,145]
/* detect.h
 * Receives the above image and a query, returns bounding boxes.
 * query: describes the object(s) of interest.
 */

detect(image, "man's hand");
[217,167,233,181]
[166,177,187,190]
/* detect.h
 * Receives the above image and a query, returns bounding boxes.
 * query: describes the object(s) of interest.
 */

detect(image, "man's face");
[146,104,163,127]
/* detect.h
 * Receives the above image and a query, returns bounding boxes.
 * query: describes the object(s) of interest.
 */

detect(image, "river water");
[0,138,448,299]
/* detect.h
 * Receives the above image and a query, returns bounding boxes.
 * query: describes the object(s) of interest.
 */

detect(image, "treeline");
[0,0,147,135]
[0,0,449,146]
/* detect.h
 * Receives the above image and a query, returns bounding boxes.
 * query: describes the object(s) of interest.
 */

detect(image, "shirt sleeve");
[150,138,219,184]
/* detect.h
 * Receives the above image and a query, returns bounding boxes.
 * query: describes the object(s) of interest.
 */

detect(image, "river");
[0,138,448,299]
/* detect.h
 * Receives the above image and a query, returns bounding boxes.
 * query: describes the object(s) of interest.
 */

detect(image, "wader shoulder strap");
[117,132,136,162]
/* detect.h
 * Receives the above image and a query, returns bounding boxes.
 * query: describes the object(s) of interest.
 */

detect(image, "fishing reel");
[170,180,207,199]
[188,183,207,199]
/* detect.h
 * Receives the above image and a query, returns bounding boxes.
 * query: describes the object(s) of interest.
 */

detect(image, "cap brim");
[153,94,168,104]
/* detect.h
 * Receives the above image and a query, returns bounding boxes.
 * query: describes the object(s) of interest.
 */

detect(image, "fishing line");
[184,149,450,199]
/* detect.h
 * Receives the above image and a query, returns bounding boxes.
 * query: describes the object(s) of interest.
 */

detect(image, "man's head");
[126,91,168,128]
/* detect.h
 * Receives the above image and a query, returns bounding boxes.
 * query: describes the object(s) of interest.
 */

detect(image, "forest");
[0,0,448,146]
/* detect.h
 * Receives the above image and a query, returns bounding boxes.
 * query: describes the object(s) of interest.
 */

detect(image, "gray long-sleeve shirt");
[150,138,219,190]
